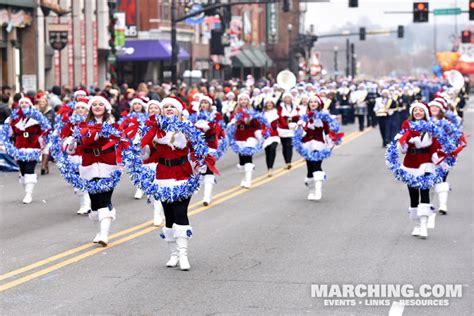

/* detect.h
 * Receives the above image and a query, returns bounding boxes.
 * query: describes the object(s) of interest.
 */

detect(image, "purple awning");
[117,40,190,62]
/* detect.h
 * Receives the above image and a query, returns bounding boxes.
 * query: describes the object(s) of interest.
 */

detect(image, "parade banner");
[117,0,137,37]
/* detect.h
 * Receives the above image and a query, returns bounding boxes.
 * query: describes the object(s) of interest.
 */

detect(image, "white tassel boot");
[77,191,91,215]
[202,174,215,206]
[240,163,254,189]
[97,207,116,246]
[435,182,450,215]
[153,200,164,226]
[161,227,179,267]
[417,203,432,239]
[89,210,100,243]
[134,188,144,200]
[408,207,420,236]
[305,177,316,200]
[313,171,326,201]
[173,224,192,271]
[22,174,37,204]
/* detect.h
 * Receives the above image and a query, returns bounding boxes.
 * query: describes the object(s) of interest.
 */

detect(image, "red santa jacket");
[230,109,262,141]
[194,112,225,150]
[277,104,300,130]
[80,124,118,167]
[400,120,441,169]
[302,115,330,144]
[10,117,42,149]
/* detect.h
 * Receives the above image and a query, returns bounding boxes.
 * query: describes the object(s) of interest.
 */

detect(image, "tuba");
[276,70,296,91]
[445,70,464,92]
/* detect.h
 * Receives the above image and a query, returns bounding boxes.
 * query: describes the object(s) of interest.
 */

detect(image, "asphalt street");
[0,103,472,315]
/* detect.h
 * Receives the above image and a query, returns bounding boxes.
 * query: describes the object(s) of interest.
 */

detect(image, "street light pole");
[334,46,338,80]
[288,23,293,71]
[171,0,178,84]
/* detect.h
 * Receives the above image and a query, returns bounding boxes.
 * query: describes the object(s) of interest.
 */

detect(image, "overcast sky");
[304,0,471,34]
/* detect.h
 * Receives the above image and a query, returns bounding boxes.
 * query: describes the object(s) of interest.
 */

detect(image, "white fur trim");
[203,174,215,185]
[15,117,39,131]
[161,226,175,241]
[98,207,116,221]
[244,163,255,172]
[172,223,192,239]
[400,163,436,177]
[408,207,419,221]
[409,102,429,118]
[88,210,99,221]
[235,138,259,149]
[161,98,183,112]
[199,95,213,105]
[24,173,38,184]
[194,120,210,131]
[153,178,187,188]
[155,131,187,149]
[263,136,280,148]
[277,127,295,138]
[302,140,329,152]
[75,100,90,110]
[417,203,433,217]
[79,163,120,181]
[313,171,326,181]
[88,96,112,112]
[238,93,251,102]
[264,109,279,123]
[19,97,33,106]
[435,182,449,194]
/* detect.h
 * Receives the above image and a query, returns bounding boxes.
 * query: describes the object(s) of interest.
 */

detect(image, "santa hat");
[160,97,185,113]
[264,97,277,106]
[88,96,112,113]
[130,97,149,108]
[18,97,33,107]
[282,92,293,99]
[409,102,430,118]
[199,94,213,105]
[308,94,324,106]
[147,99,161,108]
[226,91,235,99]
[428,97,448,113]
[74,89,88,99]
[238,92,251,102]
[75,97,90,110]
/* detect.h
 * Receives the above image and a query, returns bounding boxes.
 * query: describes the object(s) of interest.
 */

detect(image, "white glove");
[313,119,323,128]
[195,120,210,132]
[198,164,208,174]
[397,141,408,154]
[408,136,421,145]
[254,130,264,142]
[296,120,304,127]
[141,145,151,160]
[65,141,77,154]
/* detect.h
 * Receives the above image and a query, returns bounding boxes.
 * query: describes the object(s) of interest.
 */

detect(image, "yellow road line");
[0,129,366,289]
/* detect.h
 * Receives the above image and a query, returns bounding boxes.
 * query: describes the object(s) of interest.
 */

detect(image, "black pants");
[89,189,114,211]
[306,160,323,177]
[265,142,278,169]
[203,167,214,175]
[280,137,293,164]
[443,172,449,182]
[162,197,191,228]
[367,105,377,127]
[407,186,430,208]
[356,114,365,132]
[238,155,253,166]
[17,160,37,176]
[377,116,391,146]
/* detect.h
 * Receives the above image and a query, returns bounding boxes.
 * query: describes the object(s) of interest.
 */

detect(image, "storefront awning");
[241,47,274,68]
[231,50,253,68]
[117,40,190,62]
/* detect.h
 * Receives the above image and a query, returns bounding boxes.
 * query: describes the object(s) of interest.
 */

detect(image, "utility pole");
[345,38,350,77]
[334,46,338,80]
[171,0,178,84]
[350,43,356,77]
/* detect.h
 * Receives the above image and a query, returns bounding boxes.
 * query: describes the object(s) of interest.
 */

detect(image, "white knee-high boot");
[305,177,316,200]
[408,207,420,236]
[435,182,450,215]
[77,190,91,215]
[134,188,144,200]
[153,200,164,226]
[22,174,37,204]
[417,203,432,239]
[161,227,179,267]
[97,207,116,246]
[312,171,326,201]
[202,174,215,206]
[173,224,192,271]
[241,163,254,189]
[89,210,100,243]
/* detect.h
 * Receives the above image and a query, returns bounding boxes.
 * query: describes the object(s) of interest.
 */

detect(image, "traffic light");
[210,30,224,55]
[359,27,366,40]
[469,0,474,20]
[413,2,429,23]
[283,0,290,12]
[214,63,221,72]
[461,30,472,43]
[349,0,358,8]
[397,25,404,38]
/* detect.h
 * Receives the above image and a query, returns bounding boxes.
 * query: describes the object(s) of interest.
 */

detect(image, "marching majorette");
[60,98,91,215]
[262,97,280,177]
[428,97,464,216]
[277,92,299,170]
[229,92,266,188]
[141,99,165,226]
[396,102,441,239]
[141,97,214,271]
[297,95,334,200]
[76,96,120,246]
[192,95,224,206]
[3,97,51,204]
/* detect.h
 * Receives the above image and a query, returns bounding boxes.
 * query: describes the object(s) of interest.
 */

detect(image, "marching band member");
[299,95,332,200]
[193,95,224,206]
[374,89,392,147]
[262,98,280,177]
[60,98,91,215]
[6,97,49,204]
[351,83,368,132]
[230,92,263,188]
[298,94,309,116]
[397,102,441,239]
[221,91,237,124]
[77,96,119,246]
[277,92,299,169]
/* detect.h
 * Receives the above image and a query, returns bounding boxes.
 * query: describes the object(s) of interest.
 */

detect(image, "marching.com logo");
[310,284,463,307]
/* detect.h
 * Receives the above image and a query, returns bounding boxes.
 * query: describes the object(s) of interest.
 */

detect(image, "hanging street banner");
[49,23,68,51]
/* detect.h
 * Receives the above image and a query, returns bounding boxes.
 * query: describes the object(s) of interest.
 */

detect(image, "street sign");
[433,8,462,16]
